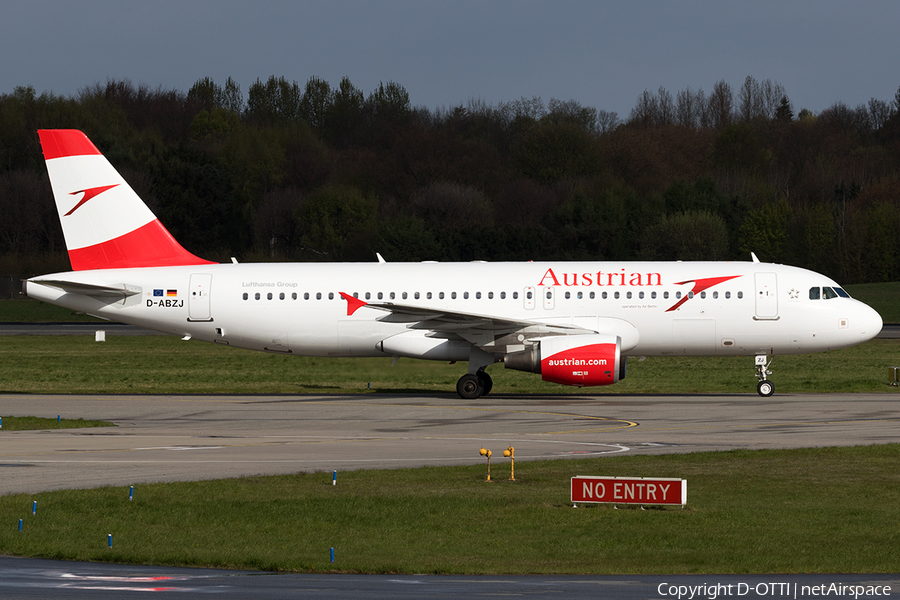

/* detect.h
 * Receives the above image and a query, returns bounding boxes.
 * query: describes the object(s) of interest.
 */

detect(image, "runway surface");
[0,556,896,600]
[2,391,898,495]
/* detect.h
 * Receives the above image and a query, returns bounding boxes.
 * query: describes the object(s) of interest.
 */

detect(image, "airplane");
[24,129,883,399]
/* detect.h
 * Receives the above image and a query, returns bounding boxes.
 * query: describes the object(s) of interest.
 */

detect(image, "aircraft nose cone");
[857,302,883,342]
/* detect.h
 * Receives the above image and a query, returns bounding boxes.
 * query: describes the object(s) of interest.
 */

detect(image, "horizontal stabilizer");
[28,278,141,298]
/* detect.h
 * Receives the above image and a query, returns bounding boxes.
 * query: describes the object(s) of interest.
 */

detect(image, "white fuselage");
[25,260,883,359]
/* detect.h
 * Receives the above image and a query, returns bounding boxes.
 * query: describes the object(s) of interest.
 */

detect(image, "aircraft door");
[188,273,213,322]
[754,272,778,319]
[542,287,555,310]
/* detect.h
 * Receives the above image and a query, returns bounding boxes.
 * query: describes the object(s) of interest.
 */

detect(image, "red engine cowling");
[504,334,625,387]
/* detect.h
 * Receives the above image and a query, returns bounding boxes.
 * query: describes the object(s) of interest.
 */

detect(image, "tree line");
[1,75,899,284]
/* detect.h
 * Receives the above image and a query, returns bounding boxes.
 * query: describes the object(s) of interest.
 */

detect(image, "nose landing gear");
[755,355,774,397]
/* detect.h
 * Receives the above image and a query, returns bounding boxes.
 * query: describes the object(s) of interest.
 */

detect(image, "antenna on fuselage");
[750,252,760,263]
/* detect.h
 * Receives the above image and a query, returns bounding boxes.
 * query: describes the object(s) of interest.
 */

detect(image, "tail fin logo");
[64,184,119,216]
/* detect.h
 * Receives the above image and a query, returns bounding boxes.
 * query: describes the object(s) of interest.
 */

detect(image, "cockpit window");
[811,286,849,300]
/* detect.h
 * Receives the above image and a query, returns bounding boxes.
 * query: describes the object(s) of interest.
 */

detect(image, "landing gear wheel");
[476,370,493,396]
[457,373,484,399]
[757,380,775,397]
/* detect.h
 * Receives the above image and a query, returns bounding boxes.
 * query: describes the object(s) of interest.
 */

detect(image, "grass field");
[1,445,898,574]
[0,299,106,323]
[1,334,898,395]
[0,416,112,430]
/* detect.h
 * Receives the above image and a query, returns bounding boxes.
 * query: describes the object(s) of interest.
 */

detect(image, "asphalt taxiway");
[1,391,898,495]
[0,556,897,600]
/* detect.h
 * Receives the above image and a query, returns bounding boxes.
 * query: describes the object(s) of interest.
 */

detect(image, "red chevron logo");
[665,275,742,312]
[64,184,119,216]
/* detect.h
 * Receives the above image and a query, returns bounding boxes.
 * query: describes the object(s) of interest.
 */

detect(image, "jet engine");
[504,334,625,387]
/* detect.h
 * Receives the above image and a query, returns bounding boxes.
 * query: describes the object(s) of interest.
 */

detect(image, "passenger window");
[725,291,731,299]
[378,292,383,300]
[500,291,506,299]
[242,293,248,300]
[565,291,571,299]
[402,292,408,300]
[626,291,632,299]
[688,292,694,299]
[513,292,518,299]
[464,292,469,299]
[365,292,371,300]
[676,292,682,299]
[737,291,743,299]
[526,291,532,300]
[651,291,656,299]
[602,292,608,299]
[809,287,820,300]
[700,291,706,299]
[664,291,669,299]
[614,292,620,299]
[639,291,644,299]
[488,292,493,299]
[292,292,297,300]
[279,292,285,300]
[427,292,432,299]
[303,292,309,300]
[329,292,334,300]
[316,292,322,300]
[452,292,457,299]
[589,291,595,299]
[255,293,261,300]
[268,293,273,300]
[577,291,583,300]
[390,292,396,300]
[439,292,445,299]
[414,292,420,299]
[476,292,481,299]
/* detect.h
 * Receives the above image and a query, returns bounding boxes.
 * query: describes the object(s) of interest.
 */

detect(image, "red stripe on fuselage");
[68,219,215,270]
[38,130,102,160]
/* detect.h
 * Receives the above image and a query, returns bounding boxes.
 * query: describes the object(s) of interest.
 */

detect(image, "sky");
[3,0,899,120]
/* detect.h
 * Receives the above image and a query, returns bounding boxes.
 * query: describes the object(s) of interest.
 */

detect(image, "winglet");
[340,292,368,316]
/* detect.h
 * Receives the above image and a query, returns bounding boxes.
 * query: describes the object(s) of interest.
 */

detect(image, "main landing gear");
[457,369,493,400]
[755,355,774,397]
[456,347,497,400]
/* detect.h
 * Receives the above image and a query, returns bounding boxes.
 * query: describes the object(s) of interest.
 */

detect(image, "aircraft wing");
[340,292,600,350]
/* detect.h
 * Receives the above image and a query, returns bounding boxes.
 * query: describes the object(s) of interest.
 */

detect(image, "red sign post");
[571,476,686,507]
